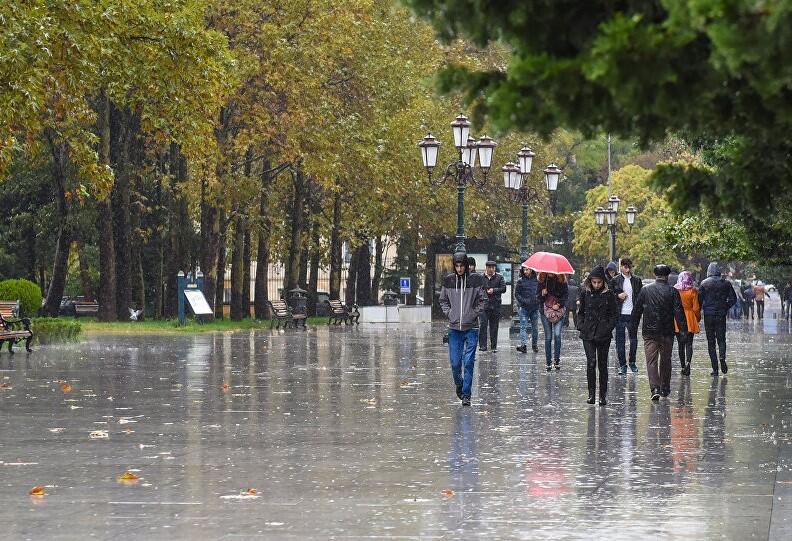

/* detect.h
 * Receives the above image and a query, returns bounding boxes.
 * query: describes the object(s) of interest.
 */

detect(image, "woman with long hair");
[674,270,701,376]
[577,266,618,405]
[537,272,569,370]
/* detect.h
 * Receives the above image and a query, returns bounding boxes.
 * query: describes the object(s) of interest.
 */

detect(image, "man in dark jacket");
[742,284,755,319]
[515,266,539,353]
[630,264,688,400]
[606,261,618,285]
[698,262,737,376]
[783,281,792,319]
[611,257,643,375]
[439,252,488,406]
[479,261,506,352]
[564,278,580,329]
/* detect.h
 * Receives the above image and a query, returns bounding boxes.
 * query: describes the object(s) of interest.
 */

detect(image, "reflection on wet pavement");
[1,312,791,539]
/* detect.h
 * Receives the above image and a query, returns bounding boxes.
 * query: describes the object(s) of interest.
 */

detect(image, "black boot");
[587,392,595,405]
[720,359,728,374]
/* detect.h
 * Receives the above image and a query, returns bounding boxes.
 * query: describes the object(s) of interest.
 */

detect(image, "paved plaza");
[1,308,791,539]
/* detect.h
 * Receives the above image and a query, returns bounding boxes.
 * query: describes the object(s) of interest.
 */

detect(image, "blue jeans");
[519,307,539,347]
[448,328,478,398]
[615,313,638,367]
[540,313,563,364]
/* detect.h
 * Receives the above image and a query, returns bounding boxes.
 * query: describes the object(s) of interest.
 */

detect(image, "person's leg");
[703,315,719,374]
[553,320,563,364]
[597,338,610,401]
[749,301,754,319]
[448,329,464,397]
[628,321,639,370]
[685,333,694,372]
[530,309,539,350]
[644,337,661,394]
[519,307,528,347]
[676,333,686,368]
[659,335,673,393]
[615,314,628,370]
[717,315,728,372]
[541,314,552,366]
[583,339,597,400]
[489,309,500,349]
[461,328,479,398]
[478,310,488,349]
[757,300,764,319]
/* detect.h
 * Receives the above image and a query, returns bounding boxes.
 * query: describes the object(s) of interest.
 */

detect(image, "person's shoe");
[491,347,497,352]
[461,397,471,407]
[479,346,487,352]
[618,365,627,376]
[720,360,728,374]
[682,365,690,376]
[532,343,539,352]
[442,333,449,344]
[587,395,595,405]
[710,370,719,377]
[456,385,463,400]
[629,364,639,373]
[546,364,553,372]
[651,389,660,401]
[516,345,527,353]
[554,361,561,371]
[660,388,670,398]
[599,398,607,406]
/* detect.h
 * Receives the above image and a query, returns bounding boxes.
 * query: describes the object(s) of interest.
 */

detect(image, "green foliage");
[31,317,82,344]
[0,279,42,317]
[661,213,752,262]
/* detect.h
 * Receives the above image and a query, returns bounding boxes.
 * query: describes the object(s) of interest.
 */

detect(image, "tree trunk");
[284,169,306,292]
[345,244,358,306]
[201,203,221,316]
[254,163,272,319]
[130,194,145,316]
[329,192,343,299]
[307,210,321,317]
[230,214,246,320]
[165,145,188,318]
[355,240,371,306]
[96,91,117,321]
[213,209,226,319]
[370,236,383,305]
[243,227,251,319]
[42,137,71,317]
[75,238,94,301]
[111,106,132,320]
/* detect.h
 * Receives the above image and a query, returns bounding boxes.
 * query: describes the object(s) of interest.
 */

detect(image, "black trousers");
[756,300,765,319]
[479,309,500,349]
[676,332,695,368]
[583,338,610,398]
[743,300,754,319]
[703,314,727,371]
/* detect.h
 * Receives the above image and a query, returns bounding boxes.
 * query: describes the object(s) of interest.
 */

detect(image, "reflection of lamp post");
[419,114,497,253]
[502,146,561,260]
[594,196,638,261]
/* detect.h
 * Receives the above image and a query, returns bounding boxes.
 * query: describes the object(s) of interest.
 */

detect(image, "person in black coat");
[515,266,540,353]
[698,262,737,375]
[630,265,688,400]
[577,266,618,405]
[479,261,507,351]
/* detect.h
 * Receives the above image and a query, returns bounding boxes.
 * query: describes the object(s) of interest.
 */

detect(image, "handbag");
[543,294,564,323]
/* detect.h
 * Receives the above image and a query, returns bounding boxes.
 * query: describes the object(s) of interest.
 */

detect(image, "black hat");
[485,260,496,267]
[589,265,607,281]
[452,252,468,265]
[654,264,672,277]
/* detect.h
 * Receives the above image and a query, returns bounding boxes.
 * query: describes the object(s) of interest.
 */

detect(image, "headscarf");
[674,270,695,291]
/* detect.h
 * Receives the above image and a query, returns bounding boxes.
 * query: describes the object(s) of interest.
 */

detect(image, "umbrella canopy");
[522,252,575,275]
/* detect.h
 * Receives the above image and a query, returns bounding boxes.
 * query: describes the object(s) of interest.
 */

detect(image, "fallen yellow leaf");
[29,486,46,496]
[60,383,72,393]
[246,488,258,495]
[222,383,230,392]
[441,489,455,497]
[117,471,140,481]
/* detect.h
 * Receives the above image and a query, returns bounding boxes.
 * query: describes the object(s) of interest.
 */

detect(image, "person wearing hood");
[698,262,737,376]
[479,261,507,352]
[577,266,618,405]
[537,272,569,370]
[674,271,701,376]
[752,281,770,319]
[515,266,540,353]
[630,265,688,400]
[439,252,488,406]
[742,283,755,319]
[605,261,618,286]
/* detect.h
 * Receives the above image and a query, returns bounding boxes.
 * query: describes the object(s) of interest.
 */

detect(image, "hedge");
[0,279,43,317]
[30,318,82,344]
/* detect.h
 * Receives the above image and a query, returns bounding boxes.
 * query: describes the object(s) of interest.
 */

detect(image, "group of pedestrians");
[440,250,744,408]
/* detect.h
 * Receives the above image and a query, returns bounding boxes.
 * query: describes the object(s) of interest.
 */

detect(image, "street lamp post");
[502,145,561,260]
[594,196,638,262]
[418,115,496,253]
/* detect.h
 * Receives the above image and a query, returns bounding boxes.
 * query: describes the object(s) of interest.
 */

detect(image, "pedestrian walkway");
[0,317,790,539]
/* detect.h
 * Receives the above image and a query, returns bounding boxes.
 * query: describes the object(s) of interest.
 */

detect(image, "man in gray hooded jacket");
[698,262,737,376]
[439,252,488,406]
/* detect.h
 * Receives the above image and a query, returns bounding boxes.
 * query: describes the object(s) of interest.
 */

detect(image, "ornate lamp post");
[502,145,561,260]
[594,196,638,261]
[418,114,497,253]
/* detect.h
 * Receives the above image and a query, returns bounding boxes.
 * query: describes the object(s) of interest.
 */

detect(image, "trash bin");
[382,290,398,306]
[288,287,308,317]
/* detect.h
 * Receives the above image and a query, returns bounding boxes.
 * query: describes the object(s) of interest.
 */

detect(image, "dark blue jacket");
[699,263,737,317]
[515,274,539,311]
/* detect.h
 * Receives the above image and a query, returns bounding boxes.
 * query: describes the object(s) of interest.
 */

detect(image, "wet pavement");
[1,304,791,540]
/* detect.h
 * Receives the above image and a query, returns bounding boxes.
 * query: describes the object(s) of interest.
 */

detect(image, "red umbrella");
[522,252,575,275]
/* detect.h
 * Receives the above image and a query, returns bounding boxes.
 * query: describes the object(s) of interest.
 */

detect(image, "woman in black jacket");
[577,266,618,405]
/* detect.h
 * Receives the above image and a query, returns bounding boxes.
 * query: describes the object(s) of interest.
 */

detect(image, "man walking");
[742,283,755,319]
[479,261,506,352]
[515,266,539,353]
[753,281,769,319]
[630,265,687,400]
[439,252,487,406]
[698,262,737,376]
[612,257,642,375]
[783,281,792,319]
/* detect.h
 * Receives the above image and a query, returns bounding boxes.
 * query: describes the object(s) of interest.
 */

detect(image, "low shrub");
[0,279,43,317]
[31,317,82,344]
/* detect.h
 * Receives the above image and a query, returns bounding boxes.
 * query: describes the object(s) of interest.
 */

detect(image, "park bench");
[73,300,99,318]
[326,300,360,325]
[0,300,33,353]
[267,300,307,329]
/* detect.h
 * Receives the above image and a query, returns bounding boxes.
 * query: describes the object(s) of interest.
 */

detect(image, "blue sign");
[399,277,411,294]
